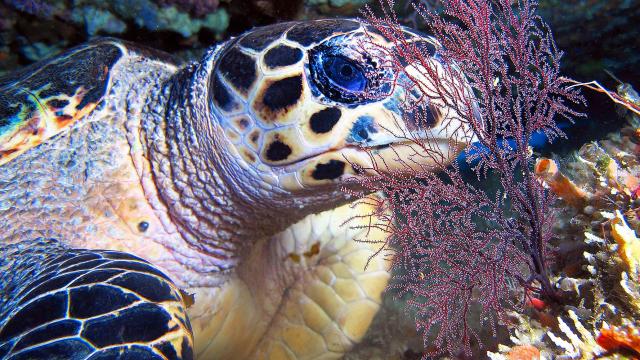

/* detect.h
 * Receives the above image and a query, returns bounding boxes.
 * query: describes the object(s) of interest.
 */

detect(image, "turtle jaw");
[278,134,468,191]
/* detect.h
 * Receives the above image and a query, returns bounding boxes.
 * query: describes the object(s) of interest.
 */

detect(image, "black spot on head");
[240,22,295,51]
[210,74,239,113]
[262,75,303,112]
[287,19,360,47]
[348,116,376,144]
[138,221,149,232]
[407,102,440,131]
[312,160,345,180]
[217,47,256,95]
[310,107,341,133]
[250,130,260,144]
[237,117,250,130]
[242,149,257,163]
[266,140,292,161]
[264,45,303,68]
[428,103,442,126]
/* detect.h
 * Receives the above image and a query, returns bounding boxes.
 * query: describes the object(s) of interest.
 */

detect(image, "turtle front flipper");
[0,238,194,360]
[189,193,391,360]
[0,40,126,167]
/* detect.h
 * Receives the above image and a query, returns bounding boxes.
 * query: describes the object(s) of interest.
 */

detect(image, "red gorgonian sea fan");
[346,0,584,356]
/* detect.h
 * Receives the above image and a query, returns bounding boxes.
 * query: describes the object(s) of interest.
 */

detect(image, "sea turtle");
[0,19,470,359]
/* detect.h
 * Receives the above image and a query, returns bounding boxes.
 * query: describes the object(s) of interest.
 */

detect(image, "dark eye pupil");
[340,65,353,77]
[323,55,367,92]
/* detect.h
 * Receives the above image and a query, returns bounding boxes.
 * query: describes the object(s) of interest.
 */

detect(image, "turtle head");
[159,20,469,240]
[191,19,473,230]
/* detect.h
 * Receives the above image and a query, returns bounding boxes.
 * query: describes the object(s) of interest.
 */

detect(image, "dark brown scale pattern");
[0,238,193,360]
[265,140,292,162]
[254,75,303,122]
[287,19,360,47]
[312,160,345,180]
[239,22,296,51]
[263,45,303,69]
[217,47,257,96]
[309,107,341,134]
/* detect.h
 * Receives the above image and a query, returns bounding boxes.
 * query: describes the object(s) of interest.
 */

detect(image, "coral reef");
[487,83,640,359]
[2,0,229,37]
[157,0,220,17]
[350,0,583,357]
[2,0,637,86]
[0,0,230,76]
[344,1,640,358]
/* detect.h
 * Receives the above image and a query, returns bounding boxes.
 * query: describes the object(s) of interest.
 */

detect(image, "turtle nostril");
[349,116,377,144]
[357,128,369,141]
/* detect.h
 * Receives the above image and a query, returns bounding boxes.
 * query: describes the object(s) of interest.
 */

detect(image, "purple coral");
[350,0,584,356]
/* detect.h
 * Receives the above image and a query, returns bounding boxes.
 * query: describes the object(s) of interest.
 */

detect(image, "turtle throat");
[141,62,309,272]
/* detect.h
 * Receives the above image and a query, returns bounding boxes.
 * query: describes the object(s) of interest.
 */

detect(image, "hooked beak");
[340,58,476,175]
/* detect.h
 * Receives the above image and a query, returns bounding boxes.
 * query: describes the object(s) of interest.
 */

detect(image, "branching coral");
[348,0,583,356]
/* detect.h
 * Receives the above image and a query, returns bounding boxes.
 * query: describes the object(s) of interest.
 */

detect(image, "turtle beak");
[341,59,476,174]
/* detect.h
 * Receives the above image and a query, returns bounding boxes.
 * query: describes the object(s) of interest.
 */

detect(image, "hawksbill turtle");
[0,19,471,359]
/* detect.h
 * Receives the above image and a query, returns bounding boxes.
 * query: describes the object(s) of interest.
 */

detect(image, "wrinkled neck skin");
[141,48,354,272]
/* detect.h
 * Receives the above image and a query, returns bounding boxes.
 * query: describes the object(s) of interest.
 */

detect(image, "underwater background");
[1,1,639,359]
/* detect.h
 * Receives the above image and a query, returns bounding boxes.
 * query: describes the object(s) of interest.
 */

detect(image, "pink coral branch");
[350,0,584,356]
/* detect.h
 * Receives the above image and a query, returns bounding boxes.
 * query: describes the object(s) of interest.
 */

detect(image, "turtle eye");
[322,55,367,92]
[309,46,374,105]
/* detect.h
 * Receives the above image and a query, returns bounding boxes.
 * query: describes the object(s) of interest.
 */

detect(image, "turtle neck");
[139,59,303,271]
